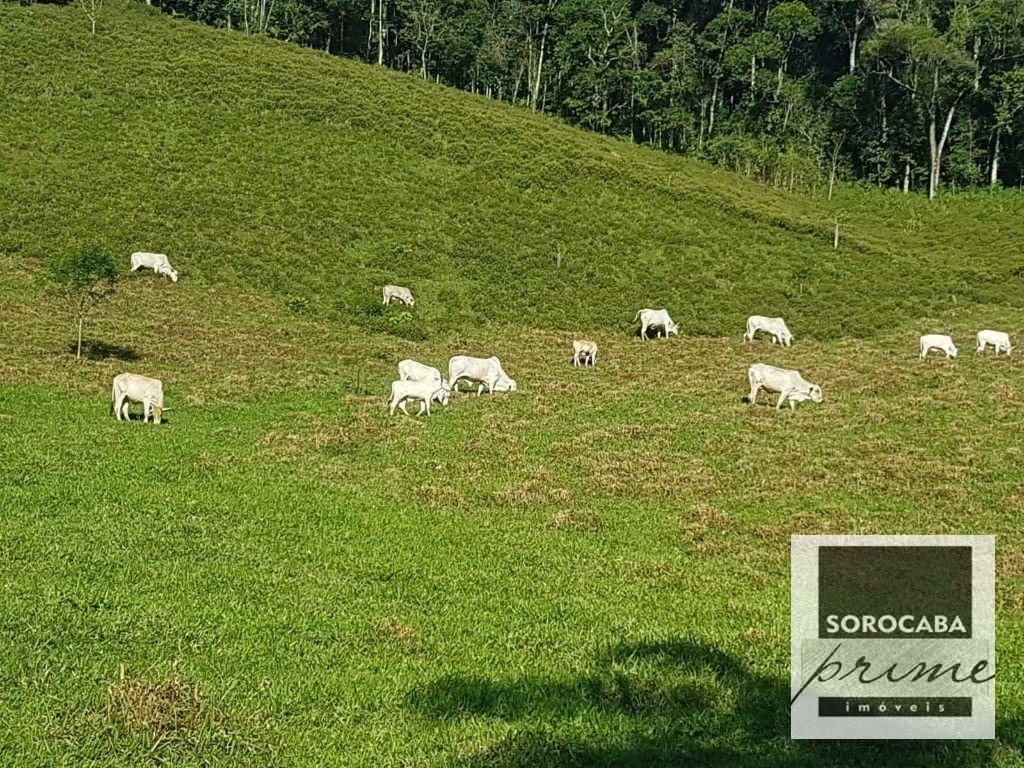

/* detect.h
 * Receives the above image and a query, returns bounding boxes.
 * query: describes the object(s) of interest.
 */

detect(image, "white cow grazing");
[572,340,598,367]
[382,284,415,307]
[976,329,1012,356]
[112,373,168,424]
[743,363,822,411]
[744,315,793,346]
[389,379,448,416]
[130,252,178,282]
[398,359,445,385]
[396,359,449,414]
[920,334,958,358]
[448,355,516,396]
[635,309,679,339]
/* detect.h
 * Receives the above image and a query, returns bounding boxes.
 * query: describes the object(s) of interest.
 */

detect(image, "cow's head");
[434,386,450,406]
[152,405,165,424]
[406,296,415,307]
[809,385,823,403]
[948,345,958,358]
[667,322,679,336]
[168,269,179,283]
[493,376,517,392]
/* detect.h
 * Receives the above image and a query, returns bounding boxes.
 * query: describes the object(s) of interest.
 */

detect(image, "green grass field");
[2,4,1024,766]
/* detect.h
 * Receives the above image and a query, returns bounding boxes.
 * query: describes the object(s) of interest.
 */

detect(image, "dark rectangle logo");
[818,546,972,638]
[819,697,972,717]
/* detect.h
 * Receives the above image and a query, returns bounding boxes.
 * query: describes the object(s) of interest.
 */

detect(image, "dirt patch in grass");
[376,618,419,651]
[105,662,219,742]
[548,510,602,532]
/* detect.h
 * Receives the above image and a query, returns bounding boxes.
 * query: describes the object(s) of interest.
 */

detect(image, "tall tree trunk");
[531,22,547,110]
[990,128,1000,186]
[828,137,842,200]
[848,24,859,73]
[367,0,374,60]
[903,161,910,193]
[708,80,718,137]
[928,100,956,200]
[377,0,385,66]
[697,98,707,153]
[973,35,982,92]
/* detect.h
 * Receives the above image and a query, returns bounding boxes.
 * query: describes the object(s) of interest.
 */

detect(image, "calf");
[396,359,449,414]
[635,308,678,339]
[389,379,448,416]
[112,373,168,424]
[920,334,958,359]
[448,355,516,396]
[572,340,597,367]
[744,315,793,346]
[382,284,415,307]
[130,252,178,282]
[743,363,822,412]
[976,329,1012,356]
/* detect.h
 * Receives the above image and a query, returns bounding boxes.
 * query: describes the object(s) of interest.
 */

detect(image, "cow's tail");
[633,310,641,322]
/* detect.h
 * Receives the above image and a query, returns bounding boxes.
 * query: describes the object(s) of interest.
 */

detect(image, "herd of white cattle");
[107,265,1015,424]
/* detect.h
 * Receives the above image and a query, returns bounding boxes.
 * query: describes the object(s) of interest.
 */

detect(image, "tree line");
[125,0,1024,194]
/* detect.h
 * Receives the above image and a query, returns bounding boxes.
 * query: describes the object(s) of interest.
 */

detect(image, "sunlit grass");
[1,3,1023,765]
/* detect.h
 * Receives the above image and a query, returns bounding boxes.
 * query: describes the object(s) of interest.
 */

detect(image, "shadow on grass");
[68,340,140,362]
[408,639,1013,767]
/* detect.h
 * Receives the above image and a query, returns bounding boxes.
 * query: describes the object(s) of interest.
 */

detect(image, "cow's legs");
[746,383,760,405]
[389,394,401,416]
[640,323,649,339]
[114,394,124,421]
[776,392,787,411]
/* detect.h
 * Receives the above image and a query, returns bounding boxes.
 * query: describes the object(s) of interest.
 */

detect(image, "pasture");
[2,4,1024,766]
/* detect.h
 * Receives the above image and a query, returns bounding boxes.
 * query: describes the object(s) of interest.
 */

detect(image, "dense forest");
[90,0,1024,193]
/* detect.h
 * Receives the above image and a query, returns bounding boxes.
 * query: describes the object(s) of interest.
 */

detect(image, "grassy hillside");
[2,4,1024,767]
[3,2,1024,343]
